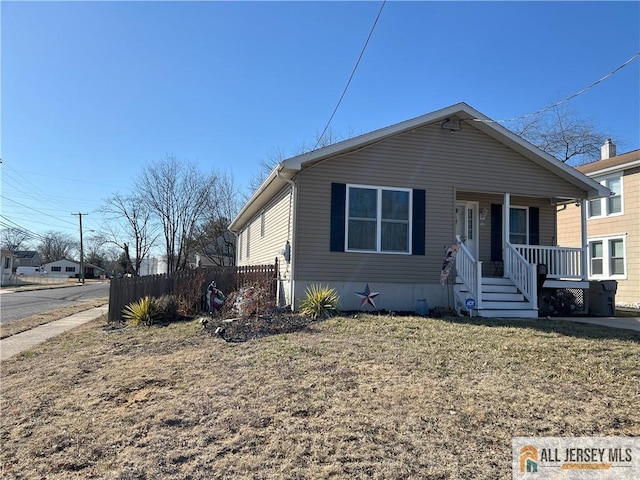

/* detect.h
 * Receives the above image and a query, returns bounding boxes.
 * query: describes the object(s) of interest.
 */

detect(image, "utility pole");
[72,213,88,284]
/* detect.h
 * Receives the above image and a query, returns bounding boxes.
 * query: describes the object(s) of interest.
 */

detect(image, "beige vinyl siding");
[293,121,582,285]
[557,166,639,305]
[237,185,292,271]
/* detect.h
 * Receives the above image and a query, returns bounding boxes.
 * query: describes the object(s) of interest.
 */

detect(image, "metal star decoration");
[356,283,380,308]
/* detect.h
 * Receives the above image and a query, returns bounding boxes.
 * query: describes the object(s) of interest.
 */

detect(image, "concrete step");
[475,309,539,319]
[483,292,525,302]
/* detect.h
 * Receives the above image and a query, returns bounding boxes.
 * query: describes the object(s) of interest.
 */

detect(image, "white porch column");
[580,199,588,281]
[503,192,510,277]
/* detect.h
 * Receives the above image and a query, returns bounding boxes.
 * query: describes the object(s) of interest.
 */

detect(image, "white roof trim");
[584,159,640,177]
[230,102,609,229]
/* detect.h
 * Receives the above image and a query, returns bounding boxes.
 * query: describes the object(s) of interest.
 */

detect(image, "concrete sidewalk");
[554,315,640,332]
[0,305,108,361]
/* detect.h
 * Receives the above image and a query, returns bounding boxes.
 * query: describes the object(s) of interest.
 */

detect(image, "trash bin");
[588,280,617,316]
[537,264,548,292]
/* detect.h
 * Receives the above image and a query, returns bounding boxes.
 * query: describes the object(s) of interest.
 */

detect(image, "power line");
[308,0,386,154]
[475,51,640,124]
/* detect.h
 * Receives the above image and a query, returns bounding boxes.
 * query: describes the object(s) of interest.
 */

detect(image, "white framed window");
[588,174,623,218]
[260,211,265,238]
[345,184,412,254]
[588,235,626,279]
[509,206,528,244]
[246,223,251,259]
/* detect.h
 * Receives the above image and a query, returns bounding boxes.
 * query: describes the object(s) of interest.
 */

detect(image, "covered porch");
[453,192,589,318]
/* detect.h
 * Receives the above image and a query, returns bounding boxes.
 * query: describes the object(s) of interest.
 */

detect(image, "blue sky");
[2,1,639,246]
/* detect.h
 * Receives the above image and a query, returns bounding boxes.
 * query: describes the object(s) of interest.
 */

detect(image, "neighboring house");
[229,103,608,318]
[1,249,17,286]
[557,142,640,308]
[14,251,42,269]
[43,259,107,279]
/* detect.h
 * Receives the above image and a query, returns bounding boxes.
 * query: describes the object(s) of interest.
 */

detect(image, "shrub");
[122,295,162,327]
[299,284,340,319]
[157,294,180,323]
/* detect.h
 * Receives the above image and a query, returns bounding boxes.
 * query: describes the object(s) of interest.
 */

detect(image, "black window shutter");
[491,203,502,261]
[412,189,426,255]
[529,207,539,245]
[330,183,346,252]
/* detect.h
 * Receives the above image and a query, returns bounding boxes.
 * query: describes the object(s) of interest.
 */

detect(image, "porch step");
[483,292,525,302]
[455,276,537,318]
[475,309,539,319]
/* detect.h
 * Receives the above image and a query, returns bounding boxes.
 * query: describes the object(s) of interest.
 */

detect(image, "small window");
[52,266,62,272]
[590,241,603,275]
[589,236,625,278]
[246,223,251,258]
[238,232,243,261]
[260,211,265,238]
[609,239,624,275]
[606,177,622,214]
[66,266,76,272]
[589,174,623,218]
[3,257,9,269]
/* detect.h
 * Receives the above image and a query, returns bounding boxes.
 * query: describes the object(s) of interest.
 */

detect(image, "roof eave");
[229,165,295,232]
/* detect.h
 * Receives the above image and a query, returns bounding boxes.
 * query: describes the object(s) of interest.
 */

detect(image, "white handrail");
[454,236,483,309]
[514,245,583,279]
[505,242,537,309]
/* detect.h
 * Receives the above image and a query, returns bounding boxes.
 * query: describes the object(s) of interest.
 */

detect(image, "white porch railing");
[505,242,537,308]
[514,245,583,279]
[454,236,483,309]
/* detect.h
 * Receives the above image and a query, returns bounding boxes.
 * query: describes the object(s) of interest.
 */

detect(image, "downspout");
[277,166,297,310]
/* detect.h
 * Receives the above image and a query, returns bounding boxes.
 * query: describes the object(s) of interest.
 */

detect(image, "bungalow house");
[14,250,42,269]
[229,103,609,318]
[557,142,640,308]
[43,259,107,279]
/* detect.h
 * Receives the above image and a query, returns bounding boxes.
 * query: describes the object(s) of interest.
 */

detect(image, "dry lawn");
[1,314,638,479]
[0,298,109,339]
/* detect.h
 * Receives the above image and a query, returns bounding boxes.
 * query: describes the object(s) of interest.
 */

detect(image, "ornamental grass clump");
[299,284,340,319]
[121,295,163,327]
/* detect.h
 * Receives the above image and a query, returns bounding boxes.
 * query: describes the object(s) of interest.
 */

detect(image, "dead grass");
[1,314,638,479]
[0,298,109,339]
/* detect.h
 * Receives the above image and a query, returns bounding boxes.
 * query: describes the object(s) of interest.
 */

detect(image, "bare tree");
[83,234,109,268]
[0,228,31,251]
[100,193,158,276]
[508,105,611,165]
[246,126,357,195]
[38,231,77,263]
[137,155,217,273]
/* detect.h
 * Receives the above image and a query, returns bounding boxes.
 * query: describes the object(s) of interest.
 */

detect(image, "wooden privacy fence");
[108,260,278,322]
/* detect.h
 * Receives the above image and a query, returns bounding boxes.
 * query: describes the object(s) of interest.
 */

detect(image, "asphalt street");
[0,282,110,324]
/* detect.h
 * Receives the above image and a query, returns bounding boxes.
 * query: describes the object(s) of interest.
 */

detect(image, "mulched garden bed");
[201,312,318,343]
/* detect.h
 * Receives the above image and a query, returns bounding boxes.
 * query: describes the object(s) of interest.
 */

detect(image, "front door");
[455,202,479,260]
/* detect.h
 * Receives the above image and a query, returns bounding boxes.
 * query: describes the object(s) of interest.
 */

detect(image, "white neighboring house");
[1,249,17,286]
[43,259,108,279]
[43,259,81,278]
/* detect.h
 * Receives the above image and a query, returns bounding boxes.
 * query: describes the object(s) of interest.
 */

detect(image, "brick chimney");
[601,139,616,159]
